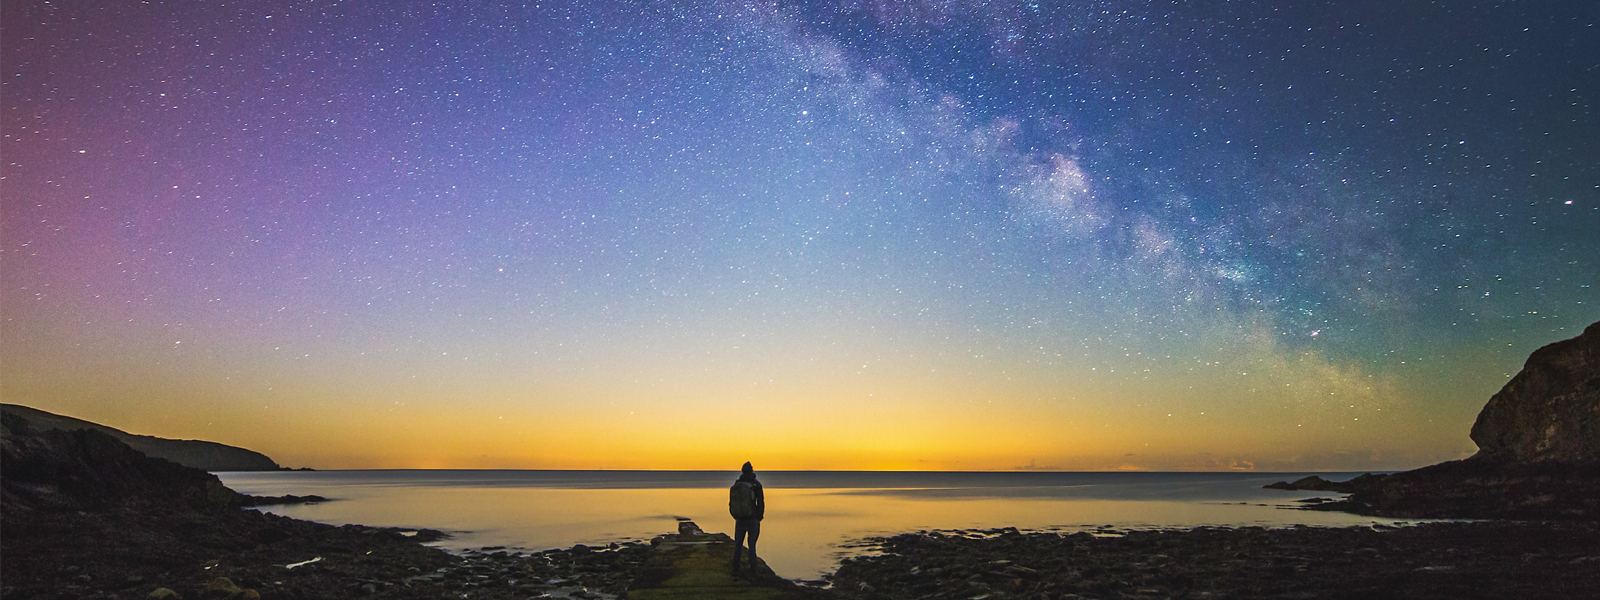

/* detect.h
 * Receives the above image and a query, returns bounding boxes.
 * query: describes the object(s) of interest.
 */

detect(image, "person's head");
[741,461,754,475]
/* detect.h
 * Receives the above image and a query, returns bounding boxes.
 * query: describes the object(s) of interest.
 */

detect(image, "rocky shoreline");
[826,522,1600,600]
[13,511,1600,599]
[5,511,660,600]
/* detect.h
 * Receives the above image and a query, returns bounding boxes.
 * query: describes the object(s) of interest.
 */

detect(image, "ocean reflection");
[218,471,1408,578]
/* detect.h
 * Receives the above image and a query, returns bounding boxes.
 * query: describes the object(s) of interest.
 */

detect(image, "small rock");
[148,589,181,600]
[203,577,242,598]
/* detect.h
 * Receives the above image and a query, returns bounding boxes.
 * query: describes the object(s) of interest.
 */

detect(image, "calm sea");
[216,470,1407,578]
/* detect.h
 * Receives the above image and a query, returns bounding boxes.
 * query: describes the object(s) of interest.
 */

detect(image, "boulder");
[1469,321,1600,464]
[200,577,259,600]
[202,577,242,598]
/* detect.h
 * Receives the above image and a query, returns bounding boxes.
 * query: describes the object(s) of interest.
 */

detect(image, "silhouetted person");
[728,461,765,574]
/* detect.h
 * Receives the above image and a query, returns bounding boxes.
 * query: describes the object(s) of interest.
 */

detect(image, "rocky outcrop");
[1328,456,1600,519]
[0,403,282,472]
[1469,321,1600,464]
[1300,322,1600,520]
[237,493,328,506]
[1,411,244,514]
[1,411,457,599]
[1264,475,1376,493]
[629,521,817,600]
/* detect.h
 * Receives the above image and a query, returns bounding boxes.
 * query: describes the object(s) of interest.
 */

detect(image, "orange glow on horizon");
[3,317,1490,473]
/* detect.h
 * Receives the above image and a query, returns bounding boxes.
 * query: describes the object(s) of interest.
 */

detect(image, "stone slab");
[627,522,810,600]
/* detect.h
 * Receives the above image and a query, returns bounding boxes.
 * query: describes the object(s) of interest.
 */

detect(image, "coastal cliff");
[0,403,282,472]
[1288,321,1600,519]
[0,411,244,515]
[0,410,456,599]
[1468,320,1600,464]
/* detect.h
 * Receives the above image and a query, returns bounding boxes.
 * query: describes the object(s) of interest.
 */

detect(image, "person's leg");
[731,519,748,571]
[746,519,761,570]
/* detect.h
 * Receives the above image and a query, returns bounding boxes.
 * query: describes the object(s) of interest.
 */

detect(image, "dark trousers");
[732,517,761,569]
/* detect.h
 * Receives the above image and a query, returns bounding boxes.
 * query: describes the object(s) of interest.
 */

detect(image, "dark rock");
[238,493,328,506]
[826,523,1600,600]
[0,411,460,599]
[412,528,446,542]
[1,412,245,513]
[1470,321,1600,464]
[1342,455,1600,519]
[201,577,241,598]
[1297,322,1600,520]
[1262,475,1357,493]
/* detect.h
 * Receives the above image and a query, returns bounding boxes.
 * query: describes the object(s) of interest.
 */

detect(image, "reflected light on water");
[220,472,1409,578]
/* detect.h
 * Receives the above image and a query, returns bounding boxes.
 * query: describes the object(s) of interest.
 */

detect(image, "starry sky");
[3,0,1596,471]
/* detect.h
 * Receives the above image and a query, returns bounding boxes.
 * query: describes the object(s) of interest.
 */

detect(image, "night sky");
[4,1,1596,470]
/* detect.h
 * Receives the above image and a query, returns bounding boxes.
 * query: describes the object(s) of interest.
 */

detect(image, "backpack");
[729,481,757,518]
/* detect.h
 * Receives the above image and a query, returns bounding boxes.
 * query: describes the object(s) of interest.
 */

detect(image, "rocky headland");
[1267,320,1600,519]
[0,403,285,472]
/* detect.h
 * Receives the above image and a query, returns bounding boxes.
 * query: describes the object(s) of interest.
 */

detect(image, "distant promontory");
[0,404,283,472]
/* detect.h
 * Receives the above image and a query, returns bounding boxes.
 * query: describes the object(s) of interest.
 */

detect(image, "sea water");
[216,470,1408,578]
